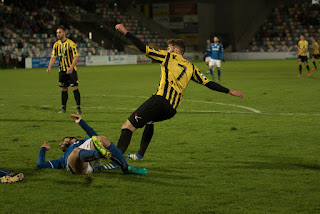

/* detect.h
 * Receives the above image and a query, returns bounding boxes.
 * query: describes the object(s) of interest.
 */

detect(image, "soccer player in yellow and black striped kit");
[98,24,243,169]
[311,37,320,70]
[47,27,82,114]
[297,34,311,77]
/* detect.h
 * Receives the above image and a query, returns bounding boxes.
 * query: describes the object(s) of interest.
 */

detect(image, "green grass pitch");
[0,60,319,213]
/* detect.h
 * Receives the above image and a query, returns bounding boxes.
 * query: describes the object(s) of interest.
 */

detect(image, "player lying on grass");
[101,24,243,169]
[36,114,147,175]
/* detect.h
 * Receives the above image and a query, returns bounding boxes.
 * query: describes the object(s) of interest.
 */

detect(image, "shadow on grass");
[229,161,320,171]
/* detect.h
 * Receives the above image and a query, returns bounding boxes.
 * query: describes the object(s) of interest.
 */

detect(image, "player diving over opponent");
[100,24,243,169]
[36,114,147,175]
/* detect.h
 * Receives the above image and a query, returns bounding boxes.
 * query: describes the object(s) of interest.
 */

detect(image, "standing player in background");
[47,27,82,114]
[209,37,224,81]
[204,39,212,73]
[310,37,320,70]
[297,34,311,77]
[101,24,243,168]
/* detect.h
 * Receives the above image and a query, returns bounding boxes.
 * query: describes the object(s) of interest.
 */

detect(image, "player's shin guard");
[62,91,68,110]
[306,65,310,71]
[117,129,133,154]
[218,70,221,80]
[73,89,81,108]
[138,124,154,157]
[107,142,129,171]
[209,69,214,78]
[78,149,101,162]
[299,65,302,74]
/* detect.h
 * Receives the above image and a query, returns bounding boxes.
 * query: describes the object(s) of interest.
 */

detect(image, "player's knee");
[122,120,136,132]
[61,87,68,91]
[98,136,111,148]
[72,86,78,91]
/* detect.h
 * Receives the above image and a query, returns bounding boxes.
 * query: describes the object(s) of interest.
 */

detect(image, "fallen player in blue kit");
[37,114,147,175]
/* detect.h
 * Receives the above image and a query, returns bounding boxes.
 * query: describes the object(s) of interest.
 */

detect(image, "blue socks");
[209,68,214,78]
[79,142,129,172]
[218,70,221,80]
[78,150,101,162]
[0,169,11,177]
[107,142,129,171]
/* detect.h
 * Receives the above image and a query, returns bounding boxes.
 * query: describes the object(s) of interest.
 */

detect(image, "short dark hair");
[57,26,66,32]
[301,34,305,37]
[167,39,185,55]
[60,137,77,147]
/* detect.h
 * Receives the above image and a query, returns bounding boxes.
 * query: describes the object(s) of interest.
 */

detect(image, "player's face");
[207,40,211,44]
[214,37,219,43]
[167,44,180,54]
[300,35,305,41]
[56,29,66,40]
[60,137,76,152]
[167,44,174,53]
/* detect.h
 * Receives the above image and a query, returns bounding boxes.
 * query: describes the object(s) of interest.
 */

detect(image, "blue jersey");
[210,43,224,60]
[36,119,98,170]
[205,44,212,57]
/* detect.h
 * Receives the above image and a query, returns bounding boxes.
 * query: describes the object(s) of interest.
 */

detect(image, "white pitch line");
[5,104,320,116]
[183,99,261,113]
[84,94,261,114]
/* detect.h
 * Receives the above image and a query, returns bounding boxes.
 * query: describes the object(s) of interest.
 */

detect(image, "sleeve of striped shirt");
[191,65,211,85]
[51,43,58,58]
[145,46,167,64]
[70,41,79,57]
[36,147,61,169]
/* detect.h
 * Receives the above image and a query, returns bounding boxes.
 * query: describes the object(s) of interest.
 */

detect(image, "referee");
[47,27,82,114]
[102,24,243,167]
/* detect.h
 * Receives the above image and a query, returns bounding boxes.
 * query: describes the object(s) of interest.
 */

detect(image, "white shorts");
[67,138,101,174]
[209,59,221,67]
[205,56,211,63]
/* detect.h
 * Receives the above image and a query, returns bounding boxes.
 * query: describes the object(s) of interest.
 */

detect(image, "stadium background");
[1,1,320,213]
[1,0,318,68]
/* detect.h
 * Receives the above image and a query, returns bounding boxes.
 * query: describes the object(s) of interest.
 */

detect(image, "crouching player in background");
[37,114,147,175]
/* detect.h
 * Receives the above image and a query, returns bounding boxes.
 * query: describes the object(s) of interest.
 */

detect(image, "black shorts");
[59,70,78,87]
[128,95,177,129]
[312,54,320,59]
[298,55,308,62]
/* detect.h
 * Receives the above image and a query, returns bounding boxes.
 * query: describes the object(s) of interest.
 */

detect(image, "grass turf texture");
[0,60,319,213]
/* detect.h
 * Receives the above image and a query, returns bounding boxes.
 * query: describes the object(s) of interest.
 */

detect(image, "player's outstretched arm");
[71,114,82,124]
[204,81,243,98]
[228,90,244,98]
[115,24,146,53]
[37,141,61,169]
[70,114,98,137]
[41,141,50,151]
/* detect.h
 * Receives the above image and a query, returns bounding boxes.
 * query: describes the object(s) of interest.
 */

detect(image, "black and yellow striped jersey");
[51,38,78,72]
[298,40,308,56]
[312,41,320,55]
[145,46,210,109]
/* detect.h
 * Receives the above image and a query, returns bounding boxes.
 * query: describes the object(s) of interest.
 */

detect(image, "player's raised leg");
[93,136,147,175]
[67,147,91,174]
